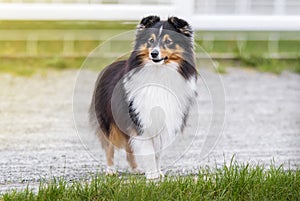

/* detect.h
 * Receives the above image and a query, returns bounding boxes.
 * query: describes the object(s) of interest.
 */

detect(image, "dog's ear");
[137,15,160,32]
[168,16,193,37]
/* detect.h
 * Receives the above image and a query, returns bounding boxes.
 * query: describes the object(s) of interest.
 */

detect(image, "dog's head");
[134,15,194,65]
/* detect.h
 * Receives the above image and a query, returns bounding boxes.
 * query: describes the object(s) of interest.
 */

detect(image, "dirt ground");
[0,68,299,192]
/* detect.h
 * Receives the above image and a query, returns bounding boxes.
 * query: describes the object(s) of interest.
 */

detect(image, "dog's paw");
[131,167,144,175]
[159,170,165,178]
[106,166,117,176]
[146,170,164,180]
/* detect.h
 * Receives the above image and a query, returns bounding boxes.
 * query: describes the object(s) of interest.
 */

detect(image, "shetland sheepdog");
[89,15,198,179]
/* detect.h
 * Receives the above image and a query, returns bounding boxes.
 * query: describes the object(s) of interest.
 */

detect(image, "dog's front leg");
[155,152,164,178]
[131,137,160,179]
[153,136,164,178]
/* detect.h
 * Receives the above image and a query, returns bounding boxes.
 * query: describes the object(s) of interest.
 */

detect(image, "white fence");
[0,0,300,30]
[0,0,299,58]
[0,29,299,58]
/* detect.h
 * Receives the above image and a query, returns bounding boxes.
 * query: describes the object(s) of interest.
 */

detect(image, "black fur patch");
[179,57,197,79]
[90,60,127,136]
[137,15,161,32]
[167,16,193,37]
[127,50,145,71]
[128,100,143,135]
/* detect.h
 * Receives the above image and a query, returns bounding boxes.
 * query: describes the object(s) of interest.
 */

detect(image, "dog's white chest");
[124,64,195,137]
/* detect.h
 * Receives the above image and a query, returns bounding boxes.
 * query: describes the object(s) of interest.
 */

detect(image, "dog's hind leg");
[95,130,116,175]
[105,123,129,175]
[125,143,139,173]
[105,142,116,175]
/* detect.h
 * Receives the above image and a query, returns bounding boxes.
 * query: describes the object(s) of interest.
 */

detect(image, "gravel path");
[0,68,299,192]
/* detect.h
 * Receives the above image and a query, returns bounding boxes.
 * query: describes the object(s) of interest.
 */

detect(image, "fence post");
[202,34,215,52]
[236,0,250,14]
[63,34,74,56]
[236,34,247,54]
[268,33,279,57]
[27,34,38,56]
[274,0,286,15]
[203,0,216,14]
[174,0,194,19]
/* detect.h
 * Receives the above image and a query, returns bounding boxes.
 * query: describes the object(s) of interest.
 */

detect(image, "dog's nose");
[151,50,159,58]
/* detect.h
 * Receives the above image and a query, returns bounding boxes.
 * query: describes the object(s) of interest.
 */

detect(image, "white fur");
[158,25,163,37]
[123,62,195,179]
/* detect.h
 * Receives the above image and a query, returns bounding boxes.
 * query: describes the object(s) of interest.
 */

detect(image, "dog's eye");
[148,38,155,44]
[165,39,172,45]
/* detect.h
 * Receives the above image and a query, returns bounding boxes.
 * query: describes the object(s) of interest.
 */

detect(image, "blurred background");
[0,1,300,191]
[0,0,300,75]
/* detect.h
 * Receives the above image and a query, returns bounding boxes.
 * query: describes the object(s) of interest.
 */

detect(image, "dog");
[89,15,198,179]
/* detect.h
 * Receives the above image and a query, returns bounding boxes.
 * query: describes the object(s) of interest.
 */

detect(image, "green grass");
[0,20,300,75]
[0,57,85,76]
[0,20,136,30]
[212,61,227,74]
[2,162,300,201]
[236,55,300,74]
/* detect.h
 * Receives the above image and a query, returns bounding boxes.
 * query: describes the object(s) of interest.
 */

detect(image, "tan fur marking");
[139,43,150,63]
[96,130,115,167]
[150,33,156,41]
[105,124,138,170]
[161,44,184,64]
[162,34,172,43]
[98,124,138,170]
[179,26,191,36]
[109,123,129,149]
[126,143,138,169]
[106,143,114,166]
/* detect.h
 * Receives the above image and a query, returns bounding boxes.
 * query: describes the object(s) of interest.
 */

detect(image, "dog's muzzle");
[150,49,168,63]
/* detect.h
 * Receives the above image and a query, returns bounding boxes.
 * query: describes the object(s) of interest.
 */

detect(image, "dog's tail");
[88,73,111,149]
[88,93,98,132]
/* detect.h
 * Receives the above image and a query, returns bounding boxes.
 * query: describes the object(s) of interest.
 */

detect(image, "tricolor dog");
[89,15,197,179]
